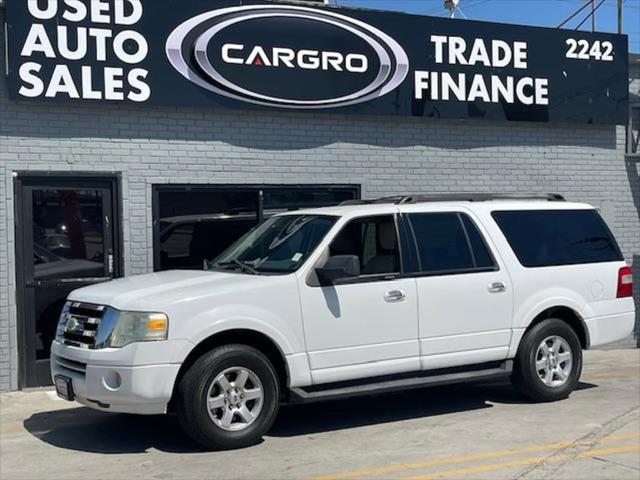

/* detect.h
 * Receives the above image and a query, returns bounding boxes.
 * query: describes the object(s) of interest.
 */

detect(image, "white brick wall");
[1,11,638,390]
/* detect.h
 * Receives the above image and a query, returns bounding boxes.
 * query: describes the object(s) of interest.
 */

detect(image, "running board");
[288,360,513,403]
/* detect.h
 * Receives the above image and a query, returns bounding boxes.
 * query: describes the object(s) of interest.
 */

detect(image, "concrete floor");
[1,349,639,480]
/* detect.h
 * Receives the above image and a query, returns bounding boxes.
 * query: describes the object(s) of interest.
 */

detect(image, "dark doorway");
[15,176,121,387]
[153,185,359,271]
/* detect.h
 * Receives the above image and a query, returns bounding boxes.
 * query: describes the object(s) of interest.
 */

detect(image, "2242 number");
[566,39,614,61]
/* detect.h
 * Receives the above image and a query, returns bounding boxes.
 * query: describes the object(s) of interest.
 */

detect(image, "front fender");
[170,304,312,387]
[173,304,301,355]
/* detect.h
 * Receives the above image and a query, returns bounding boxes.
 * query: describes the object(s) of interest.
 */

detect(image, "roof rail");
[339,196,408,206]
[340,193,565,206]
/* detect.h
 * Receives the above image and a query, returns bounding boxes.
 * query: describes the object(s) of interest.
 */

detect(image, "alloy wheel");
[535,335,573,387]
[206,367,264,431]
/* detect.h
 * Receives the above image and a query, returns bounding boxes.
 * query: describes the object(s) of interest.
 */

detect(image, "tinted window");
[461,215,496,269]
[492,209,622,267]
[408,213,474,272]
[329,216,400,275]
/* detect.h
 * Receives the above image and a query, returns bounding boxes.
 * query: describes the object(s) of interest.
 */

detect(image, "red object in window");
[617,266,633,298]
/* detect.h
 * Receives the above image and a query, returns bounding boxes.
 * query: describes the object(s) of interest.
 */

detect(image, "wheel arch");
[524,306,590,350]
[169,329,291,408]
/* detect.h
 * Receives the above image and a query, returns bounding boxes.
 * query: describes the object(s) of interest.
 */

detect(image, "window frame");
[307,213,404,287]
[402,211,500,278]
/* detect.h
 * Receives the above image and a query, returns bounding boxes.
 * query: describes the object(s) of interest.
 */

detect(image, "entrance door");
[16,176,120,387]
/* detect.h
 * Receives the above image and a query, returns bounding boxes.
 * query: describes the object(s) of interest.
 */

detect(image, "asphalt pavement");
[1,349,639,480]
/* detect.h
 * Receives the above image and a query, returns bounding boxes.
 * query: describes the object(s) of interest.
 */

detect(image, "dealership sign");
[5,0,629,124]
[165,5,409,109]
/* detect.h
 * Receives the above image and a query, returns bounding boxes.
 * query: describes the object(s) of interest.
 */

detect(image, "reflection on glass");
[32,189,106,360]
[209,215,336,274]
[156,187,358,271]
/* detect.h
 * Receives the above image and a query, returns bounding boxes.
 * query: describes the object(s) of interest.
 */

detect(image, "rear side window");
[407,213,496,273]
[492,209,622,267]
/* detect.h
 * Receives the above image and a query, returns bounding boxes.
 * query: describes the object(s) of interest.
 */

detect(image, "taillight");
[617,266,633,298]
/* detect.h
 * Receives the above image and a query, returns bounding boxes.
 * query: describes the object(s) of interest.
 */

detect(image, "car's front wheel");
[512,318,583,402]
[175,344,280,450]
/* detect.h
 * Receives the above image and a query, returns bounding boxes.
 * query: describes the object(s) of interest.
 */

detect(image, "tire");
[175,344,280,450]
[512,318,583,402]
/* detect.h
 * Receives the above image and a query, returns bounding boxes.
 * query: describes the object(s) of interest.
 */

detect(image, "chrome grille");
[62,302,106,349]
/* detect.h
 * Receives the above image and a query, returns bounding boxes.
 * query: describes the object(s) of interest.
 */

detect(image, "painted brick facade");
[1,10,638,390]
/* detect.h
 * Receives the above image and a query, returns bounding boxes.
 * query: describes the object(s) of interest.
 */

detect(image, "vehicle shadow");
[22,380,597,454]
[271,380,597,437]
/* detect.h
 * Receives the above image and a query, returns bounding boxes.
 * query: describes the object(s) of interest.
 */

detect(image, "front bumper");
[50,340,191,415]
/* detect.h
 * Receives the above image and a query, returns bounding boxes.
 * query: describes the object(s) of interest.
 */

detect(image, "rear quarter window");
[492,209,623,267]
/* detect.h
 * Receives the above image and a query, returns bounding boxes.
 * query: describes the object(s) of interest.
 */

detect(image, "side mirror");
[315,255,360,283]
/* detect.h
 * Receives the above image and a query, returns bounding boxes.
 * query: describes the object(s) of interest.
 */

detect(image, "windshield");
[208,215,336,274]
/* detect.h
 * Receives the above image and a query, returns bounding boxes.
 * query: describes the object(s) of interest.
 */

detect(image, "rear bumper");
[586,311,636,348]
[50,341,183,415]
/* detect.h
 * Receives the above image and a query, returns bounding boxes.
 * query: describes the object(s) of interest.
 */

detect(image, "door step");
[288,360,513,403]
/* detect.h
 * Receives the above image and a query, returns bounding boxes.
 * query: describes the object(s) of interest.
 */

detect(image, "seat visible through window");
[329,215,399,276]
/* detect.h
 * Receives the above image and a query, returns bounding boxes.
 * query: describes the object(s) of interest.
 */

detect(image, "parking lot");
[1,349,639,480]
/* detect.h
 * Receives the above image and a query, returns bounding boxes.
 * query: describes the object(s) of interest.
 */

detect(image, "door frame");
[14,173,123,388]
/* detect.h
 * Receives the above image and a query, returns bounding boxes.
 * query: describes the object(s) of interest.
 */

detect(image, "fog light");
[102,371,122,391]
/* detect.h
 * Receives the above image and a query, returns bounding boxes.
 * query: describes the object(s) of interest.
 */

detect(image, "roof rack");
[340,193,565,206]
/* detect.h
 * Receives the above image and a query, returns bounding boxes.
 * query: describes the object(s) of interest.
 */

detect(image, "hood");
[68,269,266,311]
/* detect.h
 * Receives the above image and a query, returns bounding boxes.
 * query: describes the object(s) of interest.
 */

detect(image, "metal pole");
[591,0,595,31]
[618,0,622,34]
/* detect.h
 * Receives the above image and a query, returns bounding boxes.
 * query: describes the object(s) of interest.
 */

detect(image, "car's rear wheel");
[512,318,583,402]
[175,344,280,450]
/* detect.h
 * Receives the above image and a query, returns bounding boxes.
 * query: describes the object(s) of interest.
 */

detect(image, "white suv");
[51,194,635,449]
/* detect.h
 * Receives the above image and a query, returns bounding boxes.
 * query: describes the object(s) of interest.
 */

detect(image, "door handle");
[488,282,506,293]
[384,289,406,303]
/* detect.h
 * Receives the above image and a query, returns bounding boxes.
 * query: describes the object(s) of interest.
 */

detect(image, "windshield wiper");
[215,260,259,274]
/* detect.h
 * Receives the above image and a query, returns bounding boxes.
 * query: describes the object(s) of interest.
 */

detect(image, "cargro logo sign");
[165,5,410,109]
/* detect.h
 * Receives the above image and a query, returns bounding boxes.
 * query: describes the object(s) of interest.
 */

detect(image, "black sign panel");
[5,0,629,124]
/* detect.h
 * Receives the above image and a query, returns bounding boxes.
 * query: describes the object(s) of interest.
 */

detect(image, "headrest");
[378,221,396,251]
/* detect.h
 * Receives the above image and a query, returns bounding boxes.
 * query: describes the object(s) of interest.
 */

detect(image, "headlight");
[55,302,71,341]
[106,311,169,348]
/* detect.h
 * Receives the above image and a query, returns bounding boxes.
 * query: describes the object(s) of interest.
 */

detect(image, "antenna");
[444,0,466,19]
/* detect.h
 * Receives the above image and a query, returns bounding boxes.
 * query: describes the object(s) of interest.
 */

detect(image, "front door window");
[329,215,400,276]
